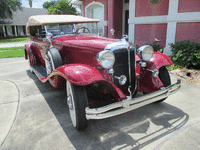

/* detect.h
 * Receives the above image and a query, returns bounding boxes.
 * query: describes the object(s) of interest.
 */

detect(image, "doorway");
[125,10,129,35]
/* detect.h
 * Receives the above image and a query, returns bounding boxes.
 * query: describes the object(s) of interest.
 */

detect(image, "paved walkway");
[0,41,30,48]
[0,57,200,150]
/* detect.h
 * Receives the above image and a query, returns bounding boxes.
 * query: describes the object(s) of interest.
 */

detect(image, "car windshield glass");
[46,24,75,36]
[75,23,99,35]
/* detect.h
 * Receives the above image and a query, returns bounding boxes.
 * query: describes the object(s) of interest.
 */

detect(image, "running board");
[31,65,47,80]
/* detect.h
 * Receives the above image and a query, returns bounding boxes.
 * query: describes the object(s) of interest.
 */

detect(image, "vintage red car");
[25,15,181,130]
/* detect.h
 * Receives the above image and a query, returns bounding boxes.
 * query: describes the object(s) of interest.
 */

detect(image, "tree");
[28,0,32,8]
[43,1,56,9]
[47,0,77,15]
[0,0,22,19]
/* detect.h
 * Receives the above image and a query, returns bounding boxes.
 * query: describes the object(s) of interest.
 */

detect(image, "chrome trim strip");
[85,79,181,120]
[104,39,129,51]
[127,46,132,97]
[132,46,137,96]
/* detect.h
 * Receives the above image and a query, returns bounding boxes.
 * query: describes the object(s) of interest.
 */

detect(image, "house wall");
[176,0,200,43]
[135,0,169,17]
[178,0,200,13]
[176,22,200,43]
[135,24,167,48]
[129,0,200,55]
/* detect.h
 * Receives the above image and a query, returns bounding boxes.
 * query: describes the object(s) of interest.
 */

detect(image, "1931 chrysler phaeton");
[25,15,181,130]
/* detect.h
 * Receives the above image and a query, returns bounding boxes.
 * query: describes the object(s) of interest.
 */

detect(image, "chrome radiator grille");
[113,47,136,95]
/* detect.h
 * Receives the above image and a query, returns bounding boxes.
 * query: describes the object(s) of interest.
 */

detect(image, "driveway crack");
[0,80,20,148]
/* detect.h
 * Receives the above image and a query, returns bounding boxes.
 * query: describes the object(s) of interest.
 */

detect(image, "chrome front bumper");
[85,79,181,120]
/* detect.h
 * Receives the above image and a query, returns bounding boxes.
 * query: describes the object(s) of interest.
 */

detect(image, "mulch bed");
[170,69,200,84]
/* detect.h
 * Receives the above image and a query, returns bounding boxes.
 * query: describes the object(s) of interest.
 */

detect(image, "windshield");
[45,23,99,37]
[46,24,75,36]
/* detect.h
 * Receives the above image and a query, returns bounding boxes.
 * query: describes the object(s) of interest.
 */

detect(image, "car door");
[30,25,50,67]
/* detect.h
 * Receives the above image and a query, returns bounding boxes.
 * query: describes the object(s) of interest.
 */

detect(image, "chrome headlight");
[138,45,154,61]
[97,50,115,69]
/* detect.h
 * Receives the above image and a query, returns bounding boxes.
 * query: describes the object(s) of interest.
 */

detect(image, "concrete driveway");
[0,57,200,150]
[0,42,30,48]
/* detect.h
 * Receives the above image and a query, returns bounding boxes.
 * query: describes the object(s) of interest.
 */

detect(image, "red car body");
[25,15,181,130]
[25,34,172,96]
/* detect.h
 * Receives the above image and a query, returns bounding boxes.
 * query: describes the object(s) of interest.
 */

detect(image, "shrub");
[150,42,163,52]
[170,40,200,69]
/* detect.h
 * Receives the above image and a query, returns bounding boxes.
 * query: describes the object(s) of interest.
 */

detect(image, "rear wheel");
[66,80,88,130]
[156,66,171,103]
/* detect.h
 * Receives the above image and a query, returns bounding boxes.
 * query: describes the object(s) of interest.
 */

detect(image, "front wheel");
[66,80,88,130]
[156,66,171,103]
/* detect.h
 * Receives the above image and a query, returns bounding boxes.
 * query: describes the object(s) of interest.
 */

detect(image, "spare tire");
[45,47,63,75]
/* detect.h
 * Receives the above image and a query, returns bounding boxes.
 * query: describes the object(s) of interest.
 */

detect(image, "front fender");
[137,52,173,93]
[51,64,107,86]
[146,52,173,70]
[44,64,127,100]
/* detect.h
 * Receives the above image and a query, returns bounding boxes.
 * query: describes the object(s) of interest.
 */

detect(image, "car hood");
[53,34,118,50]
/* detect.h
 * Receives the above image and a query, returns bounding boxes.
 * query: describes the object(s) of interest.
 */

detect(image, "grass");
[0,46,25,58]
[0,37,30,43]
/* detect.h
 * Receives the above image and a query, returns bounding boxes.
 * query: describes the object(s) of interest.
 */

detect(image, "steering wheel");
[76,27,90,34]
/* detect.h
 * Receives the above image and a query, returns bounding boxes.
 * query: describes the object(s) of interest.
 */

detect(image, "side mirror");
[110,29,115,36]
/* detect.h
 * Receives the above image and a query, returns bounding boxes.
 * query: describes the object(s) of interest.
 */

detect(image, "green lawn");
[0,37,30,43]
[0,46,25,58]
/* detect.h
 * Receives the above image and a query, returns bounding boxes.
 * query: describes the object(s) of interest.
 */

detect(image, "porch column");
[128,0,136,43]
[164,22,177,55]
[164,0,179,55]
[3,25,6,37]
[14,25,17,37]
[107,0,114,38]
[26,25,28,36]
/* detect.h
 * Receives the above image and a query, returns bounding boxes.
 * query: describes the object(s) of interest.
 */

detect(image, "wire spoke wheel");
[66,80,88,130]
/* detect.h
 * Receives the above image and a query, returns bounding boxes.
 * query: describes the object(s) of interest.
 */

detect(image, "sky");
[21,0,76,8]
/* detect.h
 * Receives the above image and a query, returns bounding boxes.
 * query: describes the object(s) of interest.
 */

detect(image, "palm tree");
[29,0,32,8]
